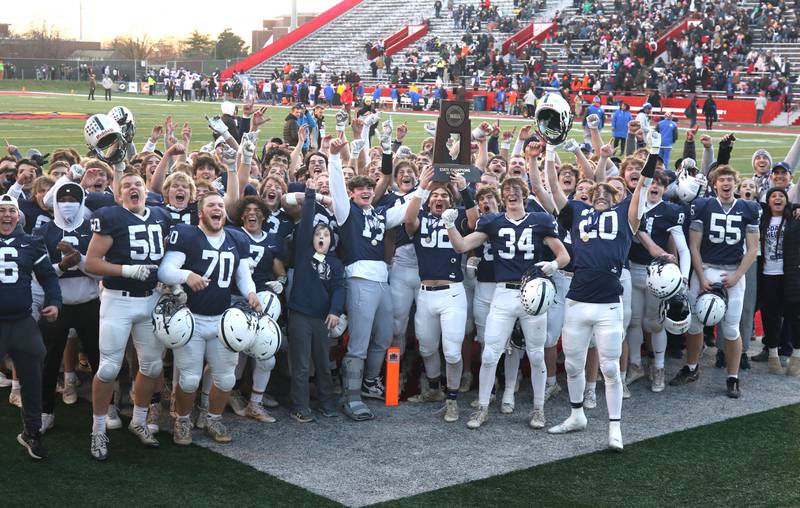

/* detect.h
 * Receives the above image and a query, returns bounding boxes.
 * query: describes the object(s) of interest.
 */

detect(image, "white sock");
[477,362,498,406]
[11,380,20,390]
[200,393,209,409]
[207,412,222,420]
[609,420,621,434]
[570,406,585,420]
[92,414,106,434]
[620,370,626,382]
[177,414,191,422]
[687,363,697,370]
[652,331,667,368]
[250,391,263,405]
[728,374,738,379]
[132,405,148,427]
[769,347,779,358]
[586,380,596,393]
[445,360,463,392]
[547,376,556,386]
[64,371,78,384]
[792,350,800,358]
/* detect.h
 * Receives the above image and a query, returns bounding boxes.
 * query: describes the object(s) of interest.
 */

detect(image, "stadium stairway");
[742,0,800,73]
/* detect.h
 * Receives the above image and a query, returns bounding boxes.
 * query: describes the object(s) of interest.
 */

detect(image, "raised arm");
[404,166,434,236]
[149,143,184,195]
[526,142,556,214]
[328,138,351,224]
[545,145,568,213]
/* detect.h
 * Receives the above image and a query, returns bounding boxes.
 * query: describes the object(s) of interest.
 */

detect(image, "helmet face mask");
[109,106,136,144]
[84,114,128,165]
[247,315,282,360]
[152,295,194,349]
[218,302,259,352]
[534,93,573,145]
[646,257,683,300]
[519,266,556,316]
[676,171,707,203]
[660,291,691,334]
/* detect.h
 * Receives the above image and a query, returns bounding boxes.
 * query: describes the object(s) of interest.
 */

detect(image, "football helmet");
[507,319,525,352]
[675,169,708,203]
[218,302,258,352]
[329,314,348,339]
[84,113,128,165]
[108,106,136,143]
[659,291,691,334]
[694,283,728,326]
[246,315,282,361]
[519,266,556,316]
[257,290,282,321]
[534,92,573,145]
[151,294,194,349]
[646,257,683,300]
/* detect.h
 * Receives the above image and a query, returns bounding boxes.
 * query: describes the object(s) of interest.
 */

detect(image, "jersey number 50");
[128,225,164,261]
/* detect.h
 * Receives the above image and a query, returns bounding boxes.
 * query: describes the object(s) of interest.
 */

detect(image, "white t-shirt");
[763,216,784,275]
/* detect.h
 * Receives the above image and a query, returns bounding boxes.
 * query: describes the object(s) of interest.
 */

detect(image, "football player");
[158,192,261,445]
[0,194,61,460]
[35,182,101,434]
[328,138,411,421]
[544,133,652,451]
[85,171,172,461]
[403,166,478,421]
[671,165,760,398]
[446,177,570,430]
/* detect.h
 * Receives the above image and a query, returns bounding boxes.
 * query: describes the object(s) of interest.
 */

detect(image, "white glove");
[363,112,380,127]
[69,164,85,181]
[351,139,366,156]
[383,117,394,136]
[206,115,230,139]
[380,133,392,153]
[441,208,459,229]
[199,142,214,154]
[646,131,661,155]
[265,280,284,295]
[586,114,600,129]
[220,143,237,168]
[241,129,260,147]
[535,260,559,277]
[561,139,580,154]
[240,138,256,166]
[335,110,348,132]
[423,122,437,136]
[680,157,697,175]
[471,126,488,141]
[121,264,157,281]
[466,256,480,271]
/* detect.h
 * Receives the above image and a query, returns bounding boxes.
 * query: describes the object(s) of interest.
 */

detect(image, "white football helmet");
[534,92,573,145]
[519,267,556,316]
[675,170,708,203]
[328,314,348,339]
[646,257,683,300]
[108,105,136,143]
[246,315,282,361]
[694,283,728,326]
[151,295,194,349]
[84,113,128,164]
[218,303,258,352]
[257,290,282,321]
[659,291,692,334]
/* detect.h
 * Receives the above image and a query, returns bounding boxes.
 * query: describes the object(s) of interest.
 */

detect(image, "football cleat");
[245,402,276,423]
[106,405,123,430]
[500,389,515,414]
[227,390,248,417]
[583,388,597,409]
[173,418,193,446]
[622,382,631,399]
[18,431,47,460]
[726,377,741,399]
[528,408,546,429]
[40,413,55,434]
[443,399,459,423]
[466,406,489,429]
[609,424,623,451]
[547,412,588,434]
[408,388,445,403]
[62,378,79,405]
[768,357,785,375]
[544,382,562,401]
[459,372,473,393]
[127,422,159,448]
[361,378,385,400]
[651,368,666,393]
[669,365,699,385]
[626,364,646,385]
[204,417,232,443]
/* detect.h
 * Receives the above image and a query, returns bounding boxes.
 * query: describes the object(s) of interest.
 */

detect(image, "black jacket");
[782,211,800,303]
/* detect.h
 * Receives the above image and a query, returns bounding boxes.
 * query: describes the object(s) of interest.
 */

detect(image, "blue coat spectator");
[611,102,632,154]
[656,112,678,167]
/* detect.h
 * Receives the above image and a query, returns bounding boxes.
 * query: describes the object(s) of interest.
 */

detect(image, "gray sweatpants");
[738,263,759,351]
[0,316,46,434]
[346,278,393,380]
[288,310,336,413]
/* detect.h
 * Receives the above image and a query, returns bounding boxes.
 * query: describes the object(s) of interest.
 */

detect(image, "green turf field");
[0,79,797,178]
[2,390,799,506]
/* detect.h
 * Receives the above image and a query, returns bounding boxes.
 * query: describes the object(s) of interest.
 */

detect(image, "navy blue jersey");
[84,192,117,211]
[475,212,558,282]
[90,206,171,292]
[413,209,466,282]
[566,199,634,303]
[0,229,62,320]
[382,192,415,249]
[34,220,93,280]
[167,224,250,315]
[629,200,685,265]
[690,197,760,265]
[476,239,495,283]
[310,202,339,251]
[339,201,390,265]
[161,203,198,227]
[240,229,282,293]
[19,200,52,234]
[145,192,165,207]
[264,208,294,241]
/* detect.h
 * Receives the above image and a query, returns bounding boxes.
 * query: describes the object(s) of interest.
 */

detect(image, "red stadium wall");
[385,24,429,57]
[655,16,696,55]
[220,0,366,81]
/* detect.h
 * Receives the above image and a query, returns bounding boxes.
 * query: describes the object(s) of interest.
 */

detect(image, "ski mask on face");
[53,182,86,232]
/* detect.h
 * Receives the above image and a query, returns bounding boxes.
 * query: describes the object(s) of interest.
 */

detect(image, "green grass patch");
[0,389,339,506]
[381,403,800,507]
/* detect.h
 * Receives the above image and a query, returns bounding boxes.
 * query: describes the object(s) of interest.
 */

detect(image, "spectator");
[611,102,632,155]
[101,75,112,101]
[755,91,768,125]
[684,97,698,129]
[702,94,718,130]
[88,74,96,101]
[656,111,678,167]
[583,96,605,143]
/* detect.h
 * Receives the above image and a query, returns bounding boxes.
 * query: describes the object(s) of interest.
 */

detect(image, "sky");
[6,0,340,46]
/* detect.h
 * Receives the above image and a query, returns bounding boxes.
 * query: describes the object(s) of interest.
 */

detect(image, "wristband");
[545,146,556,162]
[285,193,298,206]
[381,153,393,175]
[460,188,475,209]
[416,187,431,201]
[144,139,157,153]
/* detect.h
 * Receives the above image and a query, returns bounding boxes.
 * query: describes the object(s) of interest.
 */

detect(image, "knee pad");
[179,372,201,393]
[443,349,462,366]
[721,324,739,342]
[256,356,276,373]
[643,317,663,334]
[96,359,122,383]
[213,372,237,392]
[600,359,621,385]
[138,358,163,379]
[529,349,545,369]
[417,338,437,358]
[564,356,584,378]
[480,342,503,368]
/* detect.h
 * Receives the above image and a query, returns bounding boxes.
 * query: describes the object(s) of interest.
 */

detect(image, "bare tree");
[21,20,69,58]
[111,35,155,61]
